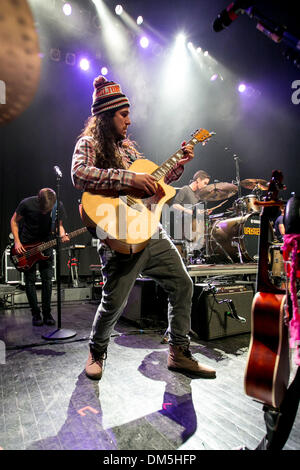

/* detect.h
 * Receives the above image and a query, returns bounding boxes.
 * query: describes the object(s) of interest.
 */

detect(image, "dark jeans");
[256,366,300,450]
[90,229,194,353]
[24,252,53,317]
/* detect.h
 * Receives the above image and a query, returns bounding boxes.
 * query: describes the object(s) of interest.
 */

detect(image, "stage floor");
[0,302,299,452]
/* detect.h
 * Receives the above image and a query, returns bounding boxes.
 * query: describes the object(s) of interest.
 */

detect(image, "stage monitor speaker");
[192,284,253,340]
[122,278,168,326]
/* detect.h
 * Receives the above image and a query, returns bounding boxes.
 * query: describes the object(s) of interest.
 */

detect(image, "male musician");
[172,170,211,215]
[172,170,212,252]
[71,75,216,381]
[10,188,69,326]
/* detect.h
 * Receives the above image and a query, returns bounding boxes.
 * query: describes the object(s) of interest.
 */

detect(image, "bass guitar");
[10,227,88,272]
[81,128,214,254]
[244,170,290,408]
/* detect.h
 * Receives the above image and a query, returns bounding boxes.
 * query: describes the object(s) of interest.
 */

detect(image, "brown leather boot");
[85,348,107,380]
[168,344,216,378]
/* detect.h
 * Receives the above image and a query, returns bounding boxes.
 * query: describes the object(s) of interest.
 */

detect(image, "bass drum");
[210,213,267,263]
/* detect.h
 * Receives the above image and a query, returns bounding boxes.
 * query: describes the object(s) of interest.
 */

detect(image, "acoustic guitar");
[244,170,290,408]
[80,128,214,254]
[10,227,88,272]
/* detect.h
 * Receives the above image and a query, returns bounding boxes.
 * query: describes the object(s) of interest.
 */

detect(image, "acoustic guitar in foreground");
[244,170,290,409]
[81,128,214,254]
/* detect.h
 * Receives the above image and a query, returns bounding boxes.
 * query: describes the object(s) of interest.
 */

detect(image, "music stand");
[42,167,76,340]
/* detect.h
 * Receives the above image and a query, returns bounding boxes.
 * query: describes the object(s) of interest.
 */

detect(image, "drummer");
[172,170,212,251]
[172,170,211,216]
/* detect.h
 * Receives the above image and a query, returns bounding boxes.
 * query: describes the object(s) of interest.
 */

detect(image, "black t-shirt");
[16,196,65,243]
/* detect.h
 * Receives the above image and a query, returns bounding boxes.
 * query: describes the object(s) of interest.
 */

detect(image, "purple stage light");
[63,3,72,16]
[210,74,218,81]
[238,83,246,93]
[79,58,90,71]
[140,36,149,48]
[101,67,108,76]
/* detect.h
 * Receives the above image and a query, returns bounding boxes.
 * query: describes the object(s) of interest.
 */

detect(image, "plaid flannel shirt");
[71,136,184,192]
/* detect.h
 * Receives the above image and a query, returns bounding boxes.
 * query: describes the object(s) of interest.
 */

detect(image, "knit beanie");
[91,76,130,116]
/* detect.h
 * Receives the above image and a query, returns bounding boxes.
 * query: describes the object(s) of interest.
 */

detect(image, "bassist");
[10,188,69,326]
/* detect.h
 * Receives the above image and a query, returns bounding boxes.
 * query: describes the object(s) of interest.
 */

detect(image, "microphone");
[213,0,253,32]
[54,166,62,178]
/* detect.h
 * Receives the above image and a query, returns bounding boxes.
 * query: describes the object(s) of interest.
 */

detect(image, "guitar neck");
[37,227,87,252]
[151,135,200,181]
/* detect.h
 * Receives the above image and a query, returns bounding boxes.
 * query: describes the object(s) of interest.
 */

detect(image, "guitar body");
[244,170,290,409]
[10,227,87,272]
[10,243,50,272]
[244,292,290,408]
[81,158,176,254]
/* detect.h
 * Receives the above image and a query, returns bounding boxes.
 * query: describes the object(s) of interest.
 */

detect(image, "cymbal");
[0,0,41,125]
[241,179,269,190]
[197,182,238,201]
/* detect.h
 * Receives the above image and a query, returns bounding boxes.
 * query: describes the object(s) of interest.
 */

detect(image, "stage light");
[187,42,194,50]
[101,66,108,75]
[210,73,218,81]
[203,51,209,57]
[50,48,61,62]
[79,58,90,71]
[196,47,202,54]
[115,5,123,15]
[238,83,246,93]
[66,52,76,66]
[176,33,186,45]
[62,3,72,16]
[140,36,149,48]
[137,16,143,26]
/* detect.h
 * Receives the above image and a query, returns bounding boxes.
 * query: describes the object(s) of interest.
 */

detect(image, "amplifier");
[191,284,253,340]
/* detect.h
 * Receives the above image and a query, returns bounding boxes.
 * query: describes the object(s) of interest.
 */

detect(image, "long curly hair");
[78,113,141,169]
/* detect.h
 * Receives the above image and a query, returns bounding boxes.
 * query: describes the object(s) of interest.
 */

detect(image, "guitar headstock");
[191,128,215,144]
[265,170,285,202]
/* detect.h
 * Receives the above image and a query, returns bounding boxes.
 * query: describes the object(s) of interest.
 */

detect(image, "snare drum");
[270,244,285,277]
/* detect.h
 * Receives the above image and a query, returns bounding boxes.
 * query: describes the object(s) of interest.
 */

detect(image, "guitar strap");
[51,201,58,234]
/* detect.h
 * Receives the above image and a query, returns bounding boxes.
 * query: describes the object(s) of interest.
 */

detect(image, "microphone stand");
[233,155,242,199]
[42,168,76,340]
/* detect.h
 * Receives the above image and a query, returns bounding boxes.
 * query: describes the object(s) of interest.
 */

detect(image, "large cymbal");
[241,179,269,190]
[0,0,41,125]
[197,182,238,201]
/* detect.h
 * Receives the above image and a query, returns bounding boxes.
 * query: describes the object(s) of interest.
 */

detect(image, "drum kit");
[180,177,272,265]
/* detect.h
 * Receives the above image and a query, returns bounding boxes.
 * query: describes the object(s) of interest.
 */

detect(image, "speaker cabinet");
[192,284,253,340]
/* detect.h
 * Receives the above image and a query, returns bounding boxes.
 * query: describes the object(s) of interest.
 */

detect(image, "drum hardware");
[233,154,242,200]
[209,231,235,263]
[231,238,244,264]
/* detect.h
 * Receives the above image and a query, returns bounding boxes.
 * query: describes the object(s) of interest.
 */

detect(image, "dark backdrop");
[0,0,299,275]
